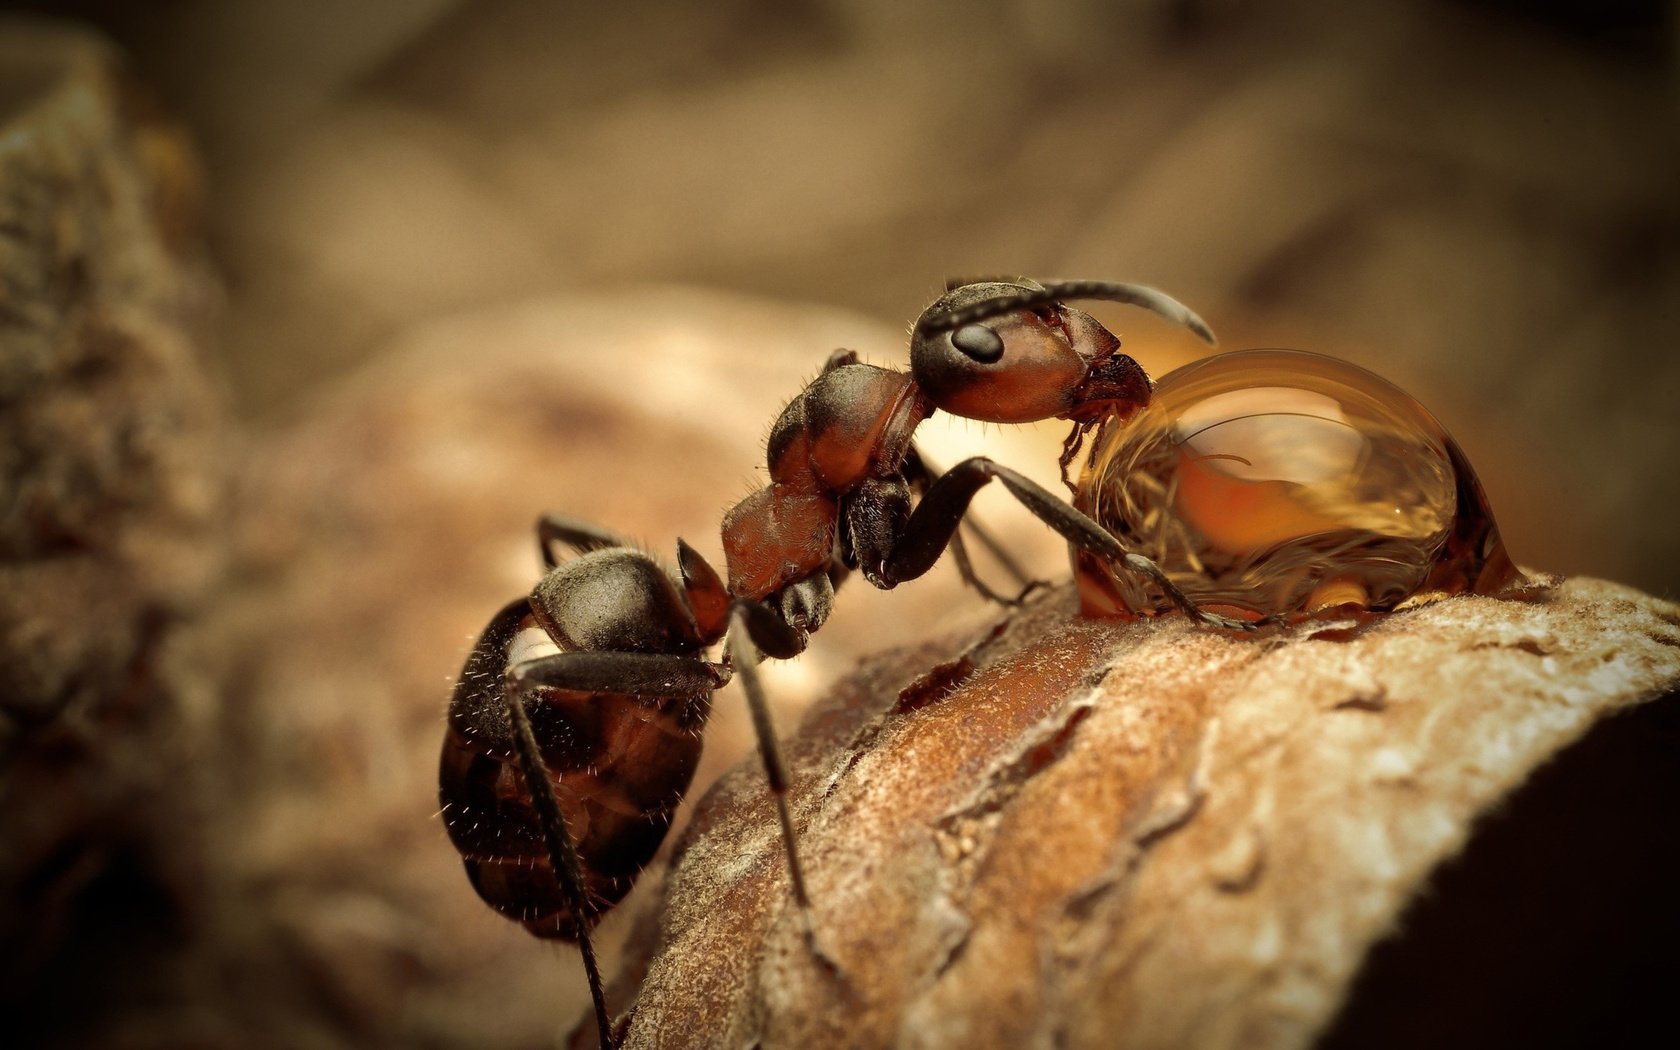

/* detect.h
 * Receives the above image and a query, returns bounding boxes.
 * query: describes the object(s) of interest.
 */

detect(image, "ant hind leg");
[537,514,633,568]
[822,348,859,372]
[503,686,618,1050]
[492,648,730,1050]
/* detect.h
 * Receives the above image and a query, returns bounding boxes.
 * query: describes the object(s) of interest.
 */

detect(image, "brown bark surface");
[620,580,1680,1049]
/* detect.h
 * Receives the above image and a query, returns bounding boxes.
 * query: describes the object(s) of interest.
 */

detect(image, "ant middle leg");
[720,600,841,967]
[876,456,1264,632]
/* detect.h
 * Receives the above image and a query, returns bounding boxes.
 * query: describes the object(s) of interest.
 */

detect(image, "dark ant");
[439,278,1259,1049]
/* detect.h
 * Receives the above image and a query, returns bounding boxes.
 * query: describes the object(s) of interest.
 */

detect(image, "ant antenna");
[918,279,1217,346]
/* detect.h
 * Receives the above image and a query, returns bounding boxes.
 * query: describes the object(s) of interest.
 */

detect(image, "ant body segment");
[440,278,1256,1049]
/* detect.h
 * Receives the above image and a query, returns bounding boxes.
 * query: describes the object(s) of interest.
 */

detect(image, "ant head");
[909,278,1215,424]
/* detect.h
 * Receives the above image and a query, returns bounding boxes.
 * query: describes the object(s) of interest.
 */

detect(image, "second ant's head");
[909,278,1215,425]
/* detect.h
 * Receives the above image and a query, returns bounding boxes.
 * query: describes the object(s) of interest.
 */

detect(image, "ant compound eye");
[950,324,1005,363]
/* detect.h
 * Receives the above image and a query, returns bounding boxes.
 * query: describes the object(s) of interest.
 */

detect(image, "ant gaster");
[439,278,1255,1050]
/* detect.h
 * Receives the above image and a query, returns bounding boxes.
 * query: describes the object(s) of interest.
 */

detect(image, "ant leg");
[511,650,729,697]
[883,457,1263,632]
[945,527,1046,607]
[722,602,834,962]
[497,649,729,1050]
[503,687,618,1050]
[537,514,632,568]
[450,601,619,1049]
[822,348,859,372]
[903,445,1046,606]
[947,511,1037,598]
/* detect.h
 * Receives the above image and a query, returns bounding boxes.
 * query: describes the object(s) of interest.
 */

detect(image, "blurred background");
[12,0,1680,590]
[1,1,1675,1048]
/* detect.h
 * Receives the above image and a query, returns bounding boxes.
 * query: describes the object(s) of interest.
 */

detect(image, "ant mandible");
[439,278,1257,1049]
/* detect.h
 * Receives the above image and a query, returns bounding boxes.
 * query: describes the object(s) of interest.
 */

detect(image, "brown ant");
[439,278,1257,1049]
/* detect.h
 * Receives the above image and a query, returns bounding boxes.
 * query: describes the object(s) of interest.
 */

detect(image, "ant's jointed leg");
[538,513,633,567]
[880,457,1262,632]
[904,444,1045,606]
[505,686,618,1050]
[722,604,819,930]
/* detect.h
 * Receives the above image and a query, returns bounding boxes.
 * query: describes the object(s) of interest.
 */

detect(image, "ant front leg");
[902,444,1046,607]
[809,350,1037,608]
[878,457,1264,632]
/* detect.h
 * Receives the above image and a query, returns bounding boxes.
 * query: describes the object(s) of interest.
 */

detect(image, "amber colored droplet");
[1074,350,1524,619]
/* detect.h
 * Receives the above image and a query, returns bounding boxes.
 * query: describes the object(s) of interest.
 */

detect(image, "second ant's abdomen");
[439,687,708,940]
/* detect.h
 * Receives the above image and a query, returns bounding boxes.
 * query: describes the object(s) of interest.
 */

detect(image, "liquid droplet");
[1074,350,1523,619]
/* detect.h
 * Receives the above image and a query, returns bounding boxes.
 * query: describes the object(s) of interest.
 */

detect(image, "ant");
[439,278,1259,1049]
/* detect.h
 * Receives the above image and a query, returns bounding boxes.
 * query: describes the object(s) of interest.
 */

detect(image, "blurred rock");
[0,19,223,1029]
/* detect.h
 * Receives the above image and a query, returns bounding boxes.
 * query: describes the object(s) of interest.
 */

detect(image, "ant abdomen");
[440,557,716,940]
